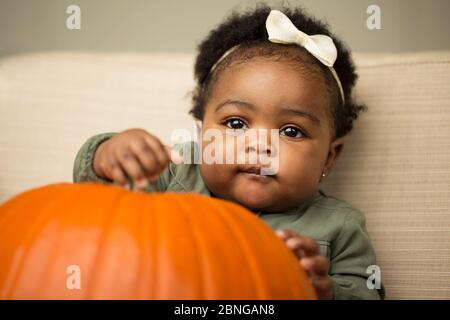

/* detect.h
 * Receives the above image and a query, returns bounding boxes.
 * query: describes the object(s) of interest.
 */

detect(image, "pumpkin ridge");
[4,183,71,299]
[136,192,154,299]
[205,199,252,298]
[149,193,159,299]
[153,192,175,299]
[258,222,300,298]
[231,204,302,299]
[85,185,126,299]
[201,199,245,295]
[210,199,267,299]
[236,206,316,299]
[190,193,230,298]
[172,193,205,299]
[0,185,56,298]
[38,185,86,299]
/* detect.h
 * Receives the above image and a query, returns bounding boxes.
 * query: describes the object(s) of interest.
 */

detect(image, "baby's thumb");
[164,146,184,164]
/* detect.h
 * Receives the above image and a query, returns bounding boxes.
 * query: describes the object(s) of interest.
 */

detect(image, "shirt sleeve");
[73,132,118,184]
[329,208,386,300]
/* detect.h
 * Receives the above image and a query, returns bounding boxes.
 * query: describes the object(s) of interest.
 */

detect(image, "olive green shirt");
[73,132,385,300]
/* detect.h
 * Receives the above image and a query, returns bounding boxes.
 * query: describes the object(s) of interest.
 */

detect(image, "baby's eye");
[224,118,248,130]
[280,126,305,138]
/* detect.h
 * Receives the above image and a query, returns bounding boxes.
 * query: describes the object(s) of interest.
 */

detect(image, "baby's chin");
[230,185,279,212]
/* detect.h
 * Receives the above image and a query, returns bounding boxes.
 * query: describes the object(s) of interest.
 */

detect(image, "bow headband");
[209,9,345,103]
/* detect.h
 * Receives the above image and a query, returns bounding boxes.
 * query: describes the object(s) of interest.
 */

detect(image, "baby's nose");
[245,139,279,174]
[246,143,272,156]
[245,130,275,156]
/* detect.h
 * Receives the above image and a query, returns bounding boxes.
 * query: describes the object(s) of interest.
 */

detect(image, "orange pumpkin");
[0,183,316,300]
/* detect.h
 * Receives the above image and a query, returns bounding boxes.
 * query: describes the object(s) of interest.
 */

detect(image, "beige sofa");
[0,51,449,299]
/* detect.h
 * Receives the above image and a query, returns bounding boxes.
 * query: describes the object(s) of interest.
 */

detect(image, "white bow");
[266,10,344,102]
[208,10,345,102]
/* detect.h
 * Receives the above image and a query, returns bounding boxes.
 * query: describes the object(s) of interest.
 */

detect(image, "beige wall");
[1,0,449,56]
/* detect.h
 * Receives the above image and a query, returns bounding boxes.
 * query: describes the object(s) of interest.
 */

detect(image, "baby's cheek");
[199,163,234,192]
[278,151,321,187]
[200,130,237,165]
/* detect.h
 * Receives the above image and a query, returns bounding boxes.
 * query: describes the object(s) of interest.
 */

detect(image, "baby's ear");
[330,137,345,160]
[324,137,345,173]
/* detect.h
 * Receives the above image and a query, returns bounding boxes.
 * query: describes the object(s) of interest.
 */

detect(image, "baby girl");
[74,6,384,299]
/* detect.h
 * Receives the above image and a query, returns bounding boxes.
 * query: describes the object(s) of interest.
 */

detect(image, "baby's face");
[199,58,343,212]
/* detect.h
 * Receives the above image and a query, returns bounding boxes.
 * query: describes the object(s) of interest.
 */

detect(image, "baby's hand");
[93,128,183,190]
[275,229,334,300]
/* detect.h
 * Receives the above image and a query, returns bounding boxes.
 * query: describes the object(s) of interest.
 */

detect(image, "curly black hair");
[189,3,366,139]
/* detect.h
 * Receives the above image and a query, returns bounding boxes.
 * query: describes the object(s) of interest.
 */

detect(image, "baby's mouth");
[238,165,276,178]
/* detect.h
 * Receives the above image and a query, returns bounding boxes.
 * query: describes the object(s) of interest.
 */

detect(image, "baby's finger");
[311,276,334,300]
[107,161,128,186]
[115,148,147,185]
[301,256,329,276]
[165,145,184,164]
[275,229,297,241]
[143,135,171,167]
[286,236,320,257]
[129,140,161,180]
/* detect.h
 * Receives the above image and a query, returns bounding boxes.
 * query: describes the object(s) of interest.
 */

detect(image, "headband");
[209,9,345,103]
